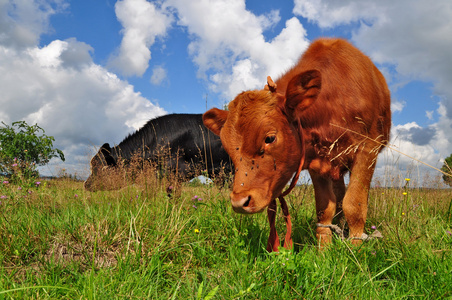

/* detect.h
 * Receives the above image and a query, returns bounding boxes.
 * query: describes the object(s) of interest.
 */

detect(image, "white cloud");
[434,103,452,156]
[391,98,406,113]
[392,122,436,146]
[0,1,166,177]
[371,121,443,187]
[166,0,309,100]
[60,38,94,69]
[150,65,168,86]
[111,0,308,100]
[108,0,172,77]
[293,0,380,29]
[0,40,166,175]
[386,122,441,171]
[258,9,281,30]
[0,0,68,48]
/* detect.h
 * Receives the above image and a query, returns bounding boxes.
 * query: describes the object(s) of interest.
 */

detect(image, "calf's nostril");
[243,196,251,207]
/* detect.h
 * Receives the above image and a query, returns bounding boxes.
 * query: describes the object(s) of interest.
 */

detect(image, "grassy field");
[0,173,451,299]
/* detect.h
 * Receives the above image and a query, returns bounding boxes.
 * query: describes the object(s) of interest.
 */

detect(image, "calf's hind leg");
[310,170,337,247]
[332,177,345,225]
[342,150,377,245]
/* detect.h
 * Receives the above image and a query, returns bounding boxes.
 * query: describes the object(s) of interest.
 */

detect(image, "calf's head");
[84,143,117,191]
[203,70,321,214]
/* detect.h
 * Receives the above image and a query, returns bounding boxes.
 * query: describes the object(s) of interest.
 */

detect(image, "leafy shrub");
[441,153,452,187]
[0,121,65,183]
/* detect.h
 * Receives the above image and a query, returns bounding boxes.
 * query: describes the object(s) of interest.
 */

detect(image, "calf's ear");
[203,108,229,136]
[285,70,321,121]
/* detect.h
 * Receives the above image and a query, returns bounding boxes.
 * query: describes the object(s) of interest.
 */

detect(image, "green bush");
[0,121,65,182]
[441,153,452,187]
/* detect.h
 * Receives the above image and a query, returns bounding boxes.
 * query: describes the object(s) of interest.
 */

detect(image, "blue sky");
[1,0,451,186]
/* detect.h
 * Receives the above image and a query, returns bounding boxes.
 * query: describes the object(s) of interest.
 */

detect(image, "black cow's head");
[84,143,117,191]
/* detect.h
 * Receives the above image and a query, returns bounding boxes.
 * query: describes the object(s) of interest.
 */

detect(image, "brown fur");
[203,38,391,249]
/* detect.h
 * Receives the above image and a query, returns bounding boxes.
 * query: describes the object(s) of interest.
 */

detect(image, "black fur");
[85,114,231,190]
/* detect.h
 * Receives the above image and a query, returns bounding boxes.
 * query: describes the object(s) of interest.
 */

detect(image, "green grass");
[0,177,451,299]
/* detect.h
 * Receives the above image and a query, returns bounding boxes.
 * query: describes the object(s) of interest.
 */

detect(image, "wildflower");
[12,163,17,167]
[192,204,198,209]
[371,225,377,230]
[194,229,200,234]
[74,194,79,198]
[0,195,6,199]
[166,185,174,197]
[402,192,407,196]
[17,187,22,191]
[405,178,410,182]
[447,230,451,236]
[2,180,9,184]
[402,212,405,216]
[197,197,203,201]
[35,181,41,186]
[192,195,198,201]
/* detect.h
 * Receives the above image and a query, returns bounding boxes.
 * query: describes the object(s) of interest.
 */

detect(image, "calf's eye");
[265,135,276,144]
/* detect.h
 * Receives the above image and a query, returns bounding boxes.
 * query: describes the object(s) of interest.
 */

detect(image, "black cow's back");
[114,114,230,177]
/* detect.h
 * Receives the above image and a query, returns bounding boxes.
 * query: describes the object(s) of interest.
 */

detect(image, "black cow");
[84,113,231,191]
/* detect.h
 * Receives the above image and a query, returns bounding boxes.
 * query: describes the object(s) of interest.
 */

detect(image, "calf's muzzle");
[230,191,255,214]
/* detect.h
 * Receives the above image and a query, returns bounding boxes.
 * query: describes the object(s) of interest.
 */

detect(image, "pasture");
[0,170,451,299]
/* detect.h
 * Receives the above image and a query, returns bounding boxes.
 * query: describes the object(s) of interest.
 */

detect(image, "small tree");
[441,153,452,187]
[0,121,65,180]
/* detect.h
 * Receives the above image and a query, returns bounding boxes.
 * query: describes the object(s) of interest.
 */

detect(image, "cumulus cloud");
[258,9,281,30]
[0,0,68,48]
[108,0,172,77]
[112,0,308,100]
[0,1,166,177]
[0,39,166,175]
[387,123,441,171]
[150,65,168,86]
[293,0,381,29]
[391,98,406,113]
[59,38,94,69]
[394,122,436,146]
[166,0,309,100]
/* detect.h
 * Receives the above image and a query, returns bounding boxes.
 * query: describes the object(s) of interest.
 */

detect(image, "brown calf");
[203,38,391,251]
